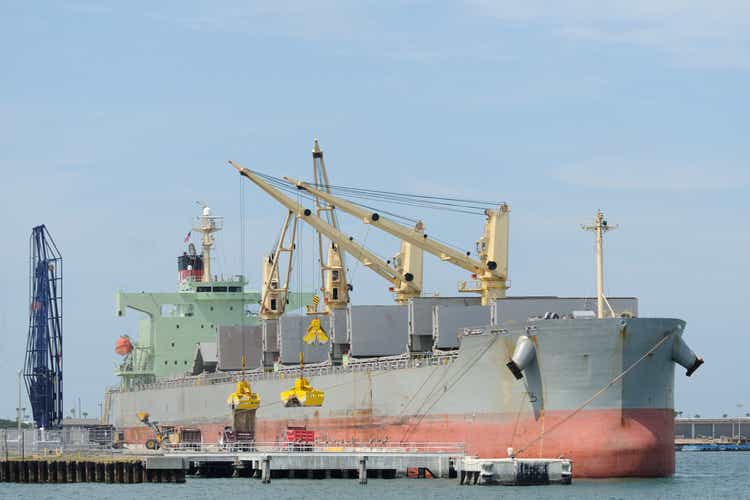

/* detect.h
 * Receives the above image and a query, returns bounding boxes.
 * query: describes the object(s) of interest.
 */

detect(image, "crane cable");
[252,171,500,216]
[251,171,477,255]
[239,178,247,378]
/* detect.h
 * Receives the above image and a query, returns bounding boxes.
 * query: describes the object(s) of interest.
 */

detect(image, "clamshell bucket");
[303,317,329,344]
[280,376,325,407]
[506,335,536,380]
[227,380,261,410]
[280,352,325,407]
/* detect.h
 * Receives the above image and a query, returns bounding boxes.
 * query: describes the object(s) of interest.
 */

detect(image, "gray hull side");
[111,318,683,428]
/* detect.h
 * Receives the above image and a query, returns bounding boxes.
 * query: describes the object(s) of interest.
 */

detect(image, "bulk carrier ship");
[105,141,703,478]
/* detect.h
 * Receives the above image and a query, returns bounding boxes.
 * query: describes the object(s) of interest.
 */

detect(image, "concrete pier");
[460,457,572,486]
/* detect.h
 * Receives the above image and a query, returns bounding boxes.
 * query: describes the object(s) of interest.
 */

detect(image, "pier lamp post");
[737,404,744,440]
[16,369,27,459]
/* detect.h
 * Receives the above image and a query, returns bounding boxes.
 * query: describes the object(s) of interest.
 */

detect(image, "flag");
[183,231,191,243]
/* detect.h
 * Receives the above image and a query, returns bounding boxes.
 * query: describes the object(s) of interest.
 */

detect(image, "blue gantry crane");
[24,225,63,429]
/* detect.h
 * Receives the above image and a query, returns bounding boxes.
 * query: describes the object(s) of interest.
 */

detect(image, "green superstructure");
[113,205,311,388]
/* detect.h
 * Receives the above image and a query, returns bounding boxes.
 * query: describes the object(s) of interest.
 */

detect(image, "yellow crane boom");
[259,211,297,319]
[229,161,421,303]
[284,176,509,305]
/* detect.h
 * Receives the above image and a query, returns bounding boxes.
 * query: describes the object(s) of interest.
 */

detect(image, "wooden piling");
[134,461,143,483]
[20,460,29,483]
[68,460,77,483]
[58,460,67,483]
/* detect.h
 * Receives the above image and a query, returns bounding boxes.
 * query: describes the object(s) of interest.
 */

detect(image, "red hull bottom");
[122,408,674,478]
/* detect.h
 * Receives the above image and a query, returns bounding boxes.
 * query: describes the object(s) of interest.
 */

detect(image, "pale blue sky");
[1,1,748,419]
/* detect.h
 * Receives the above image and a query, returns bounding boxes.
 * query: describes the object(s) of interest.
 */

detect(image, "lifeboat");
[115,335,133,356]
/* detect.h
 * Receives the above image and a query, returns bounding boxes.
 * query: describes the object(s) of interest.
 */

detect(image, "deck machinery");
[24,225,63,429]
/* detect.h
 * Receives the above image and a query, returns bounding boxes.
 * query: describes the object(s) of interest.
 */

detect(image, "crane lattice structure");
[24,225,63,429]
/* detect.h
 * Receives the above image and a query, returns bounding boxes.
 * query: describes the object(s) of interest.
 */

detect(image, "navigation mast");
[582,210,618,319]
[192,205,224,283]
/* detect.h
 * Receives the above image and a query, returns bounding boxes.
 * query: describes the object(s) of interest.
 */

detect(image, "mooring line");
[513,331,674,456]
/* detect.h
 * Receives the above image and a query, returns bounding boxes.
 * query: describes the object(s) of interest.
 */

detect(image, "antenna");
[582,210,618,319]
[192,204,224,283]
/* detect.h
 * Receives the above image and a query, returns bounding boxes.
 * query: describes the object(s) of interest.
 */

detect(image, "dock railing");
[162,440,465,455]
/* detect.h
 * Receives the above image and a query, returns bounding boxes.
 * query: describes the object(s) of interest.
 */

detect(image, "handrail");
[162,440,465,455]
[110,351,460,394]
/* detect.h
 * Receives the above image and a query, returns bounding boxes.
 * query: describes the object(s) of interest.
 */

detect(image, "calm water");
[2,452,749,500]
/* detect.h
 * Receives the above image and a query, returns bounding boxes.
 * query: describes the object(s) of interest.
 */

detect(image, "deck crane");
[284,177,510,305]
[229,161,422,304]
[310,139,350,313]
[259,211,297,320]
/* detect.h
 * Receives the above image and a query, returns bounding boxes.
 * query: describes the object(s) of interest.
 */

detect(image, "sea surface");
[2,452,749,500]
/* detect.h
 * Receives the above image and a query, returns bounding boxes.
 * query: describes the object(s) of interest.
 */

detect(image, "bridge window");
[161,304,177,317]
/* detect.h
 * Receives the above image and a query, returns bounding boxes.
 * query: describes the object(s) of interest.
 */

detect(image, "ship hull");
[110,318,686,478]
[120,408,674,477]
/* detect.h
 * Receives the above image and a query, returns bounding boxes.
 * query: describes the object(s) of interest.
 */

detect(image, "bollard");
[358,457,367,485]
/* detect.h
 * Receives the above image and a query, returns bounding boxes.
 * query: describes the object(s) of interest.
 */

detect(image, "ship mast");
[582,210,617,319]
[193,205,224,283]
[311,139,350,312]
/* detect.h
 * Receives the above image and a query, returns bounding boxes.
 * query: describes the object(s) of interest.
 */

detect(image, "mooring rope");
[513,330,675,456]
[399,334,501,443]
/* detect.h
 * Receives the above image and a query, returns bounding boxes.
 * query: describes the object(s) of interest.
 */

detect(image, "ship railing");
[116,351,460,393]
[163,441,465,455]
